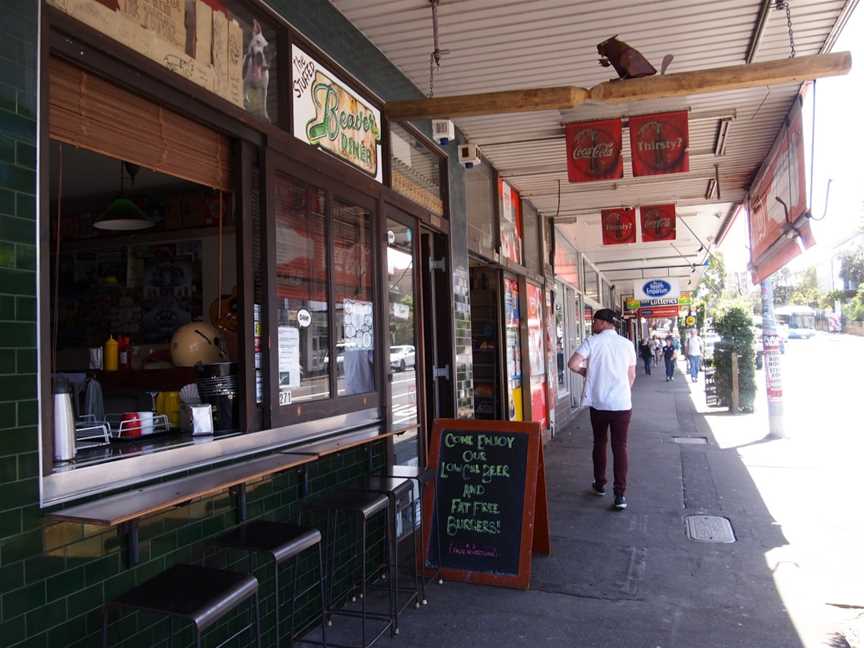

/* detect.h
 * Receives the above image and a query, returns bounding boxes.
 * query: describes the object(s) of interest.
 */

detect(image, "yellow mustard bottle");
[104,335,119,372]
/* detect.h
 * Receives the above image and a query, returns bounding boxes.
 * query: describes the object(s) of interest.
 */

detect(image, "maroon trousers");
[589,407,632,496]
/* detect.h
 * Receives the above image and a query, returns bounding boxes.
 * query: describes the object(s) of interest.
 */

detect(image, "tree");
[694,253,725,307]
[713,306,756,413]
[788,266,822,307]
[838,244,864,291]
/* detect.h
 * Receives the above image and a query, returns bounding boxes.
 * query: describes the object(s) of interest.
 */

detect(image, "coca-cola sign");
[629,111,689,176]
[565,119,623,183]
[601,208,636,245]
[640,204,677,242]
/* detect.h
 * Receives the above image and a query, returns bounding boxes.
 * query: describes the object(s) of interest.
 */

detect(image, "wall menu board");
[424,419,550,590]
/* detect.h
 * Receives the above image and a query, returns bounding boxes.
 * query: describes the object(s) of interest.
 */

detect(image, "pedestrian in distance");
[568,309,637,511]
[686,329,704,383]
[638,339,653,376]
[663,336,676,381]
[653,337,662,367]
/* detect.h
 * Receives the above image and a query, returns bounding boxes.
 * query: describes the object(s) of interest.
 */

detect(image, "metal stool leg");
[385,503,396,637]
[410,487,423,607]
[391,498,399,634]
[101,604,108,648]
[287,556,298,647]
[360,514,367,648]
[317,541,328,648]
[254,591,262,648]
[275,561,281,647]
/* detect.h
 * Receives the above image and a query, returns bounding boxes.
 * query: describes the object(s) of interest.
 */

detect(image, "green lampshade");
[94,197,154,231]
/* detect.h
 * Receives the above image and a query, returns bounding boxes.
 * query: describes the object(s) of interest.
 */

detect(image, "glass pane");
[526,283,547,430]
[523,201,541,274]
[503,276,523,421]
[390,124,444,216]
[387,220,419,462]
[334,200,376,396]
[274,175,329,404]
[466,164,496,257]
[584,262,600,301]
[554,230,581,290]
[499,180,523,265]
[555,286,568,396]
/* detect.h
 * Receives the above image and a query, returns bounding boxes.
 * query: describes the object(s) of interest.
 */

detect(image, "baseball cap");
[593,308,619,323]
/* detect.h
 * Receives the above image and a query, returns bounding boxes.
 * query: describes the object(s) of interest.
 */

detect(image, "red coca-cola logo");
[570,128,620,177]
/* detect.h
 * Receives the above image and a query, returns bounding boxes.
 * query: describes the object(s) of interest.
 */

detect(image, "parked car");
[389,345,415,371]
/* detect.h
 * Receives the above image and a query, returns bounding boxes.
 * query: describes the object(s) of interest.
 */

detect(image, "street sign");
[685,315,696,326]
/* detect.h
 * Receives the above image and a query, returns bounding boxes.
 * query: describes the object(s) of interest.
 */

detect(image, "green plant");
[844,284,864,321]
[712,306,756,413]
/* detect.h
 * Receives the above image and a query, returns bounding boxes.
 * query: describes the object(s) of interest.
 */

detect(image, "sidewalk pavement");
[324,363,827,648]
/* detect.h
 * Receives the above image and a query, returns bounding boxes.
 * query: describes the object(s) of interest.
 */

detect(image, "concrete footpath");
[365,364,814,648]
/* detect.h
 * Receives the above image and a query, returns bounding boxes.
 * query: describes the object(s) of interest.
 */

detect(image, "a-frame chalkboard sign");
[422,419,550,590]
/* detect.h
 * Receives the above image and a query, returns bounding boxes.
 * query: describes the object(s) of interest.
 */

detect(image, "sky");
[721,4,864,276]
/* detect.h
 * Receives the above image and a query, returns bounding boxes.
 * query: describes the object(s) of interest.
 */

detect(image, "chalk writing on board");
[430,428,528,575]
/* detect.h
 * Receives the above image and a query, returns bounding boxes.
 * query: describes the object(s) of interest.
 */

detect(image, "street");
[688,331,864,647]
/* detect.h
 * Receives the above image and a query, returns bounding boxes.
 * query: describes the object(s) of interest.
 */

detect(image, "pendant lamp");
[94,161,154,231]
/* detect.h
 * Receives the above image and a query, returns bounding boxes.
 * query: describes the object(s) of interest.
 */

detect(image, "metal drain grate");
[685,515,735,543]
[673,436,708,445]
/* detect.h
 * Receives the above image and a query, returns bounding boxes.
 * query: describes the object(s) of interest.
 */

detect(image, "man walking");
[686,329,703,383]
[638,339,653,376]
[568,309,637,511]
[663,337,676,381]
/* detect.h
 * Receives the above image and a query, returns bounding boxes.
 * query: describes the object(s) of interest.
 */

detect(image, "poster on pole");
[748,97,814,283]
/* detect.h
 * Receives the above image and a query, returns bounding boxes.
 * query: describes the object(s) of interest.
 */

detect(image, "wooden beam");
[589,51,851,103]
[384,86,589,120]
[384,52,851,120]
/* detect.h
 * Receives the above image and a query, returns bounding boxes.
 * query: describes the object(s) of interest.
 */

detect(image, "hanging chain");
[428,0,449,97]
[776,0,797,58]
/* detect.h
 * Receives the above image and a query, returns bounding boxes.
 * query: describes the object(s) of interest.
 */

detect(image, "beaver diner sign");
[565,119,623,183]
[292,44,382,181]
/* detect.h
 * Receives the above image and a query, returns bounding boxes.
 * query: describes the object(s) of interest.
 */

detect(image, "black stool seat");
[386,465,434,483]
[355,476,412,496]
[111,564,258,632]
[301,490,388,519]
[214,520,321,564]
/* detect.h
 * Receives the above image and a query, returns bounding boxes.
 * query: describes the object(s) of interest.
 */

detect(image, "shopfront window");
[584,261,600,302]
[554,230,581,290]
[504,275,523,421]
[499,180,523,265]
[466,163,496,258]
[555,285,568,397]
[334,201,376,396]
[389,123,444,217]
[522,200,541,275]
[274,175,330,403]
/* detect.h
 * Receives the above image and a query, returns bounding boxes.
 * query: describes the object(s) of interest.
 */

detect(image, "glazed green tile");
[26,599,66,633]
[0,402,15,429]
[0,189,14,216]
[83,553,120,586]
[0,509,21,540]
[16,88,35,121]
[0,455,15,482]
[15,194,34,221]
[66,584,102,618]
[0,296,14,320]
[0,266,34,294]
[19,506,42,535]
[15,143,34,170]
[15,246,34,272]
[0,137,13,165]
[0,562,23,595]
[1,615,26,647]
[16,295,35,321]
[46,566,84,602]
[17,452,36,479]
[2,581,44,619]
[0,526,42,563]
[46,615,86,648]
[0,374,35,401]
[0,86,15,113]
[0,350,15,373]
[0,426,38,454]
[0,161,34,192]
[0,241,14,268]
[17,402,36,426]
[16,349,35,374]
[103,570,135,601]
[0,111,34,145]
[148,532,178,559]
[24,554,66,584]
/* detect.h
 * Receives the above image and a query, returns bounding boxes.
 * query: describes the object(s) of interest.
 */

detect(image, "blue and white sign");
[633,277,680,301]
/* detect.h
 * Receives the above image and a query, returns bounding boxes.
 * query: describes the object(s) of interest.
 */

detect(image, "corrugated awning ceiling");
[331,0,854,284]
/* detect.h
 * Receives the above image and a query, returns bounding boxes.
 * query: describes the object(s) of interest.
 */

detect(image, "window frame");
[265,150,382,428]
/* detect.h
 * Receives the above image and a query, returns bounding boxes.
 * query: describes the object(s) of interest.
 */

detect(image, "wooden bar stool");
[211,520,327,647]
[349,476,422,634]
[101,564,261,648]
[299,490,394,648]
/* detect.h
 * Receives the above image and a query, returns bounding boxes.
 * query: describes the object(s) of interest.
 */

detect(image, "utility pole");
[760,278,785,438]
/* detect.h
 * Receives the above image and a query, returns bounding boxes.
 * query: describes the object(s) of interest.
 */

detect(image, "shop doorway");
[421,229,454,433]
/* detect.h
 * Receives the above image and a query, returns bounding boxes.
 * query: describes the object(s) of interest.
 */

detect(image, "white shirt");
[687,336,704,357]
[576,330,637,411]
